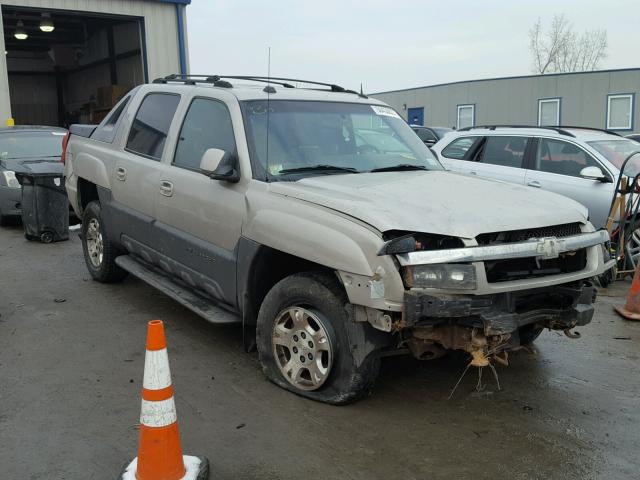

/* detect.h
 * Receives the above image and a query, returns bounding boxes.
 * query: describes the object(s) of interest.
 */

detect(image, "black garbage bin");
[11,161,69,243]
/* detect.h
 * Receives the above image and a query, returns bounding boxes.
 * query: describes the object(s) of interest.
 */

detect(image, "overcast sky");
[186,0,637,93]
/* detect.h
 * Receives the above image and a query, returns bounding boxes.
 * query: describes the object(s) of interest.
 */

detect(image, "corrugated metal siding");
[0,0,184,122]
[372,70,640,133]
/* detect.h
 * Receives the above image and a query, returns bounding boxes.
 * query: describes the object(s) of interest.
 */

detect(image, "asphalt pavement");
[1,223,639,480]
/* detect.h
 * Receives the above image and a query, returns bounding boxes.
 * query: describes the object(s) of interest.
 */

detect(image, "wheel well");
[244,246,336,324]
[77,178,99,214]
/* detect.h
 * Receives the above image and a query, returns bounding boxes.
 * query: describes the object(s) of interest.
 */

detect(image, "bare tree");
[529,14,607,74]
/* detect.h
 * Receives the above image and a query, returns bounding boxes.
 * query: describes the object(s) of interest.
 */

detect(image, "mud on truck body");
[63,75,614,404]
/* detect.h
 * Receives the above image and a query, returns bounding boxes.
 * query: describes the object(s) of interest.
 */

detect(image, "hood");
[269,171,588,239]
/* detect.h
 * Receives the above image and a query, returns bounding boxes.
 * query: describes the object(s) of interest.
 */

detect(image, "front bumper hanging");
[404,282,596,335]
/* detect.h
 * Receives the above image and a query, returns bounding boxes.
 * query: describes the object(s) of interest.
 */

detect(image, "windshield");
[587,139,640,174]
[241,100,442,180]
[0,130,65,160]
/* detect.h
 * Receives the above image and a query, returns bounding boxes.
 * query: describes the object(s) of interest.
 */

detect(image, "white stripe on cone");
[143,348,172,390]
[140,397,178,428]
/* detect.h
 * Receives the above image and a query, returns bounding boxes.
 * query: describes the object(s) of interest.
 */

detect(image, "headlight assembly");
[402,263,476,289]
[2,170,20,189]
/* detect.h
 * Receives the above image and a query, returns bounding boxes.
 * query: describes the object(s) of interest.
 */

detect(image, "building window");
[607,94,634,130]
[457,104,475,129]
[538,98,560,126]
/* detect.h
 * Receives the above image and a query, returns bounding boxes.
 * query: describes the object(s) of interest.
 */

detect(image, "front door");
[524,137,615,229]
[155,96,245,306]
[407,107,424,126]
[110,92,182,249]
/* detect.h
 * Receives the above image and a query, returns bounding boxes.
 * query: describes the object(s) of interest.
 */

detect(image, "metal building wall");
[0,0,187,123]
[372,69,640,134]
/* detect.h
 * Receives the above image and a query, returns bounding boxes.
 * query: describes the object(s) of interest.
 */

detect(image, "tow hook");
[564,328,581,339]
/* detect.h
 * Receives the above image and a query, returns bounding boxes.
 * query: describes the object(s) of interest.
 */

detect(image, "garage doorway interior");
[2,6,146,127]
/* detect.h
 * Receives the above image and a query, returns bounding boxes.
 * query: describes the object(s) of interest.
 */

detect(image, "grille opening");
[485,249,587,283]
[476,223,582,245]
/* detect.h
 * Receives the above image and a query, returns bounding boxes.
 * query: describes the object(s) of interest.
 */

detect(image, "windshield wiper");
[278,165,359,175]
[370,164,428,172]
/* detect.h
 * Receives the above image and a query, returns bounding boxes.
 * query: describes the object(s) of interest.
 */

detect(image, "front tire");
[256,272,381,405]
[81,201,127,283]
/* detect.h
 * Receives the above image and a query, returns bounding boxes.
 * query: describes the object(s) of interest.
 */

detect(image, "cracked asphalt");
[1,223,639,479]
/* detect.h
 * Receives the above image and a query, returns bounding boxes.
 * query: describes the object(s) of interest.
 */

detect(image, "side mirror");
[199,148,240,183]
[580,166,610,182]
[424,139,436,146]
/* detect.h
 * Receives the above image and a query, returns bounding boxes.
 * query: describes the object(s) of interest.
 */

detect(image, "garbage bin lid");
[1,158,63,176]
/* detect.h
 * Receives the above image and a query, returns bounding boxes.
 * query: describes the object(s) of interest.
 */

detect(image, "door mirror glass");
[580,165,607,181]
[199,148,226,173]
[199,148,240,183]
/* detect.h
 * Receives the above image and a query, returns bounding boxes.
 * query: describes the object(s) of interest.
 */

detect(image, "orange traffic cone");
[614,263,640,321]
[120,320,209,479]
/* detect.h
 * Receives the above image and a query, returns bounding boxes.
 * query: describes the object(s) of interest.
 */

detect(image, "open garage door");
[2,6,146,127]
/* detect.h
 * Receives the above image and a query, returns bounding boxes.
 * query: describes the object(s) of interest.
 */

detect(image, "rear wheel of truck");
[256,272,381,405]
[81,201,127,283]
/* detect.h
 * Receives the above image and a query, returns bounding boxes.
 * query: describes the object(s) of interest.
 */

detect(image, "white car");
[432,126,640,230]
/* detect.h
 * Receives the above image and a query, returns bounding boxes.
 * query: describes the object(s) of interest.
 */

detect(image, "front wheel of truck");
[256,272,381,405]
[81,201,127,283]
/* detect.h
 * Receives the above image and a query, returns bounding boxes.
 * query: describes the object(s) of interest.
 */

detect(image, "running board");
[115,255,240,324]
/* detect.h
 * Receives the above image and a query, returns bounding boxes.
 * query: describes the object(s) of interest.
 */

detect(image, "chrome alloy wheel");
[86,218,104,268]
[272,307,334,391]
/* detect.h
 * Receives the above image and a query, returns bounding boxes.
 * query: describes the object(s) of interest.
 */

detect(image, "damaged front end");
[402,281,596,362]
[377,227,610,363]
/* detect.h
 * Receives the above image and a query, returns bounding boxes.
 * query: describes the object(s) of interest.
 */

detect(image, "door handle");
[116,167,126,181]
[527,180,541,188]
[159,180,174,197]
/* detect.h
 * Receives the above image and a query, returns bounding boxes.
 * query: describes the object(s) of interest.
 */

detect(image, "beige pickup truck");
[63,75,612,404]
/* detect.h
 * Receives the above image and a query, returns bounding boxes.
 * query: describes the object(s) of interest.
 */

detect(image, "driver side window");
[535,138,600,178]
[173,98,236,171]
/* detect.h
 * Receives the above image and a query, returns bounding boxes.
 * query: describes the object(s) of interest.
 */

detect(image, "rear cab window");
[91,94,132,143]
[441,136,481,159]
[125,93,181,161]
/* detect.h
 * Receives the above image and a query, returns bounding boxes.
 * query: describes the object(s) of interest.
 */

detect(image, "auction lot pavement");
[1,223,639,480]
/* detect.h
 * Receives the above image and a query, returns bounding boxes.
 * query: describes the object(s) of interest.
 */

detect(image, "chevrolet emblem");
[536,237,560,259]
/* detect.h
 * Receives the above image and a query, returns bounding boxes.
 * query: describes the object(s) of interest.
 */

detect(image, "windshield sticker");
[371,105,401,119]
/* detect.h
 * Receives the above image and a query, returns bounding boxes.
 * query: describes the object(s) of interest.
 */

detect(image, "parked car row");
[431,126,640,230]
[0,126,66,225]
[63,75,612,404]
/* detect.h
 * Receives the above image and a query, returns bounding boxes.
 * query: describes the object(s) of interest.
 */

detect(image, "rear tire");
[81,201,127,283]
[256,272,381,405]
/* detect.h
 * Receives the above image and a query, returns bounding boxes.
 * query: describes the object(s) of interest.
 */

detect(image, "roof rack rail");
[553,125,623,137]
[151,74,367,98]
[458,125,575,137]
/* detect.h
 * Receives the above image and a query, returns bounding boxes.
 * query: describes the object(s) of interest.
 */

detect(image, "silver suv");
[63,76,612,404]
[431,126,640,229]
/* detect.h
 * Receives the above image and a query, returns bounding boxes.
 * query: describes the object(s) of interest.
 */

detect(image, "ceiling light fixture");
[14,20,28,40]
[40,13,54,33]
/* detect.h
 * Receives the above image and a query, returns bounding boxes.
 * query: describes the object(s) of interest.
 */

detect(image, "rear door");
[154,95,245,306]
[469,135,529,185]
[109,92,181,250]
[524,137,615,229]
